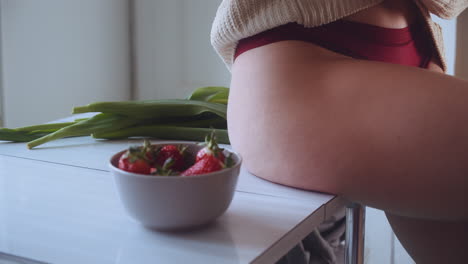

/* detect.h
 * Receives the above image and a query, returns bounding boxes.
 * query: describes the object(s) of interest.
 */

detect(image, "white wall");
[0,0,131,127]
[432,15,458,75]
[0,12,3,127]
[133,0,230,100]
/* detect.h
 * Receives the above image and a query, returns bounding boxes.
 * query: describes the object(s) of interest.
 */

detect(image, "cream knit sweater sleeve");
[419,0,468,18]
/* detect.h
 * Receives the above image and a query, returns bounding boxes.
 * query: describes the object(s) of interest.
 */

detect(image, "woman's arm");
[228,40,468,221]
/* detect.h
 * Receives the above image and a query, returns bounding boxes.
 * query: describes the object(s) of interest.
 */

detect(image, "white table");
[0,122,364,264]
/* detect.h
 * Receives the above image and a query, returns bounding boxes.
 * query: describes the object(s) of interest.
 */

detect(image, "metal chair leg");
[345,203,366,264]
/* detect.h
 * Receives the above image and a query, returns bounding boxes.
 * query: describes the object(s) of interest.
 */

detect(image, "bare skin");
[228,0,468,262]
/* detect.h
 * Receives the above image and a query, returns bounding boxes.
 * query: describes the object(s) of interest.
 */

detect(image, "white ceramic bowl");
[109,141,242,231]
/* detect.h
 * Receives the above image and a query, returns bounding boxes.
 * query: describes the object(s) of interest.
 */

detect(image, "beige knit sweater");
[211,0,468,72]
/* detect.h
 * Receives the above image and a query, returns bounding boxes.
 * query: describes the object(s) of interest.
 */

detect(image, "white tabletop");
[0,119,345,264]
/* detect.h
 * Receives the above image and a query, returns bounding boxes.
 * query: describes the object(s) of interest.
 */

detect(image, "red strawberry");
[181,155,224,176]
[196,131,225,163]
[154,144,186,171]
[118,146,153,174]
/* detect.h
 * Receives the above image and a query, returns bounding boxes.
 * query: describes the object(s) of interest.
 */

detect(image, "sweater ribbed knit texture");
[211,0,468,72]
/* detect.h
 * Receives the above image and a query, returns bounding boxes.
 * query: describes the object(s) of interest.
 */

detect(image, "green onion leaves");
[0,86,230,148]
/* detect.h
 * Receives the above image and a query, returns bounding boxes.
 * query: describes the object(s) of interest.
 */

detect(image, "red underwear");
[234,20,435,68]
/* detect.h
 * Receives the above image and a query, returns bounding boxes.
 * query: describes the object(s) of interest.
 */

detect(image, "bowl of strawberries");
[109,132,242,231]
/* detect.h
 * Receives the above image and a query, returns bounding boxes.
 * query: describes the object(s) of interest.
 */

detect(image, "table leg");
[345,203,366,264]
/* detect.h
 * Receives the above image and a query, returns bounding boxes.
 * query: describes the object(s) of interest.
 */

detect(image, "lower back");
[343,0,420,28]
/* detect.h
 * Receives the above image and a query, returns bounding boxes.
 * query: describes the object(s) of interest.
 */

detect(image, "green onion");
[186,86,229,104]
[72,99,227,120]
[0,121,84,142]
[14,122,78,132]
[0,128,50,142]
[92,125,230,144]
[162,114,227,129]
[27,113,139,149]
[1,86,232,149]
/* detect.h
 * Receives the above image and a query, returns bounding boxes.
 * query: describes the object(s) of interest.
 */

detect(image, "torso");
[343,0,420,28]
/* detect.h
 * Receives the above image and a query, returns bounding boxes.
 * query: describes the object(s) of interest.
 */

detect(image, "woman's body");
[221,0,468,262]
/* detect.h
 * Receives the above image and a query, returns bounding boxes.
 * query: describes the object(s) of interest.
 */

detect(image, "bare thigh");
[383,60,467,264]
[386,213,468,263]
